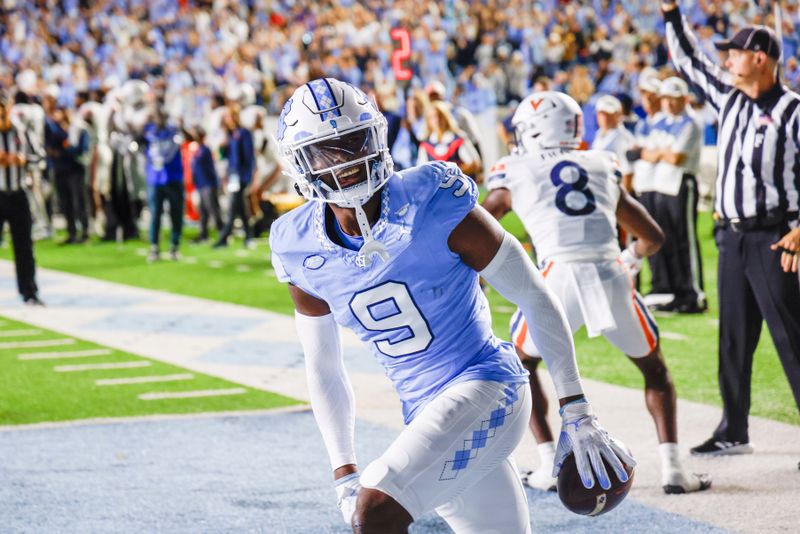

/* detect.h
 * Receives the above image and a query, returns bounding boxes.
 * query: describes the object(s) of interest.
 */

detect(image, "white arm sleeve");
[294,311,357,471]
[480,232,584,398]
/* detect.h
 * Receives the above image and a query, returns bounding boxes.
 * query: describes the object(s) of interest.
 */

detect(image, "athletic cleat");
[662,472,712,494]
[690,437,754,456]
[521,468,557,492]
[147,246,160,263]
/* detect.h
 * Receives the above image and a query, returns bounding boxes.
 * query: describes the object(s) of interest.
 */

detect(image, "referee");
[0,96,43,306]
[663,2,800,456]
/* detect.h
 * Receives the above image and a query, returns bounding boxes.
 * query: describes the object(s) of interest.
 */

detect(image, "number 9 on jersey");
[349,281,434,358]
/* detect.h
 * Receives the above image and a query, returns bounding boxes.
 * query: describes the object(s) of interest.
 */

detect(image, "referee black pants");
[714,224,800,442]
[649,175,704,304]
[0,190,38,299]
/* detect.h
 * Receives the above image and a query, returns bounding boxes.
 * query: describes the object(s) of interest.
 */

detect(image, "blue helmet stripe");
[321,78,342,118]
[306,79,342,122]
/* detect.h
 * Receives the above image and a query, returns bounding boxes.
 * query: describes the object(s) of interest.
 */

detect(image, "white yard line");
[55,361,151,372]
[19,348,113,360]
[660,331,689,341]
[138,388,246,400]
[96,373,194,386]
[0,339,75,349]
[0,329,43,338]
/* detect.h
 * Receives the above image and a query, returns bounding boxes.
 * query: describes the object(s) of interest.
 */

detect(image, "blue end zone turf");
[0,412,730,533]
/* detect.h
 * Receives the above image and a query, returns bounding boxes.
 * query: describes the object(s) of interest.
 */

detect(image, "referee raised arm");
[662,2,800,456]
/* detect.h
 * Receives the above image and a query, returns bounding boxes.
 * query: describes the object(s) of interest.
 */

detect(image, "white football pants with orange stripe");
[510,259,659,358]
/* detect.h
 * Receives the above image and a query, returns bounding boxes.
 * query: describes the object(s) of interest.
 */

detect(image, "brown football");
[557,453,634,516]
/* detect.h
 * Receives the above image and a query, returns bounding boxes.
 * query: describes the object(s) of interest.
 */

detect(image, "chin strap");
[353,202,389,268]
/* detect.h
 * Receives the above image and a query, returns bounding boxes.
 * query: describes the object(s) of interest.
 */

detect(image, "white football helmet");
[276,78,392,209]
[16,69,38,95]
[512,91,584,154]
[238,84,257,108]
[115,80,151,135]
[119,80,150,109]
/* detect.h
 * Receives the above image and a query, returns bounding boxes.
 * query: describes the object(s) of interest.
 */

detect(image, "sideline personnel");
[0,97,43,305]
[647,77,705,313]
[662,1,800,456]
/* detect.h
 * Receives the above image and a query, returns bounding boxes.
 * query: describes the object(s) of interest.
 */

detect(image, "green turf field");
[1,212,797,425]
[0,316,302,425]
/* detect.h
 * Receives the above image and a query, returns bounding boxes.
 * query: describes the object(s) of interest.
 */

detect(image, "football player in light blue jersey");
[269,78,635,533]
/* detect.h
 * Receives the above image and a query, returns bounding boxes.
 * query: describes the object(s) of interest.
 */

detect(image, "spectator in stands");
[416,100,481,181]
[143,103,184,262]
[214,105,255,249]
[426,80,483,161]
[404,89,432,165]
[591,95,636,189]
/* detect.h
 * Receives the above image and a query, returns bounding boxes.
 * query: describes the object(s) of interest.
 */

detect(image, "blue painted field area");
[1,412,729,533]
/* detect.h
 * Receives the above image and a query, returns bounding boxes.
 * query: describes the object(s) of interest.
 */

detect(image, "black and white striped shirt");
[0,125,26,193]
[665,8,800,223]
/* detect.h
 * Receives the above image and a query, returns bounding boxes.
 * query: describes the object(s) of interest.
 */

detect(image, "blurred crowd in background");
[1,0,799,258]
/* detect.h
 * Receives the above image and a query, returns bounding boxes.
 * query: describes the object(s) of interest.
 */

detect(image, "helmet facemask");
[289,121,391,209]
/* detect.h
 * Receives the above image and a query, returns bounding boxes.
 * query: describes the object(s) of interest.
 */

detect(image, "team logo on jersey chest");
[303,254,326,270]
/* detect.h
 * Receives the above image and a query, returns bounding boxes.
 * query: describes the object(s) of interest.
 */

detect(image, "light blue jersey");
[270,162,528,423]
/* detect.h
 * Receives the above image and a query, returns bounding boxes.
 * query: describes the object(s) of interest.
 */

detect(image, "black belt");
[717,210,798,232]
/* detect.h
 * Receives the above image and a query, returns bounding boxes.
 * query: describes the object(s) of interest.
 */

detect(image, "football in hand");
[557,453,634,516]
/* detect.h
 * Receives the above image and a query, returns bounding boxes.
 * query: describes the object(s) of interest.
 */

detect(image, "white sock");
[659,442,682,478]
[537,441,556,471]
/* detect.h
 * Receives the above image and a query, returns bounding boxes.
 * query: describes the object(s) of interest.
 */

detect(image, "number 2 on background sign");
[550,161,596,216]
[349,281,433,357]
[390,28,412,82]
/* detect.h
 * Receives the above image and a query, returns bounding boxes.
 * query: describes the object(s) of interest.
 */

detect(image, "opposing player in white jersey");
[270,79,635,533]
[483,91,710,495]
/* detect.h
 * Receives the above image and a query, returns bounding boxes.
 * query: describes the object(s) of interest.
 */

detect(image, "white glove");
[553,399,636,490]
[619,242,643,277]
[335,472,361,525]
